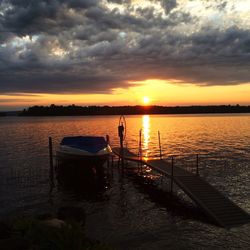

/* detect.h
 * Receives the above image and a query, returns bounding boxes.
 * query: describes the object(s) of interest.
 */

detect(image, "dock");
[112,147,250,228]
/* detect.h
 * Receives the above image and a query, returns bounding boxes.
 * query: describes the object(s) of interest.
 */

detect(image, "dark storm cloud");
[160,0,177,14]
[0,0,249,94]
[107,0,131,4]
[0,98,39,102]
[1,0,99,37]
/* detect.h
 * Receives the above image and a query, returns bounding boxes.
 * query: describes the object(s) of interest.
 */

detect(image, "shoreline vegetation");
[17,104,250,116]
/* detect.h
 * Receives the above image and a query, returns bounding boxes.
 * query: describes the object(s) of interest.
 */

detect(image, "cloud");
[160,0,177,14]
[0,0,249,94]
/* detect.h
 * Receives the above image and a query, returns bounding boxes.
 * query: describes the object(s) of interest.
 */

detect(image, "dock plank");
[174,176,250,228]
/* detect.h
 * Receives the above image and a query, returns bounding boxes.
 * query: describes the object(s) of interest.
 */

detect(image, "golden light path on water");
[142,115,150,160]
[142,115,160,177]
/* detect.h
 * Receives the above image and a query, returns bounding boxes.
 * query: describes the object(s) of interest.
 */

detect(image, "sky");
[0,0,250,110]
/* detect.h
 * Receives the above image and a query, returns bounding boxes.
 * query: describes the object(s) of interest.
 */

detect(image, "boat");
[56,136,112,168]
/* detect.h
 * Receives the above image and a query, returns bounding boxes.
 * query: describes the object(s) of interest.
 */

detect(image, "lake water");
[0,114,249,249]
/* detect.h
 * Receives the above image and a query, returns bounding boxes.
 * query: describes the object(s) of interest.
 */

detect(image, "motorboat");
[56,136,112,168]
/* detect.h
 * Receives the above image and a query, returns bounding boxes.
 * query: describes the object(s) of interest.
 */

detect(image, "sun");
[142,96,150,105]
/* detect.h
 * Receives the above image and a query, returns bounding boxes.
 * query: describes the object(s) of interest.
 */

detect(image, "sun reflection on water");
[142,115,150,160]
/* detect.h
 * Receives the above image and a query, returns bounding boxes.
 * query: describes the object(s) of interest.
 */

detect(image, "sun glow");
[1,79,250,111]
[143,96,150,105]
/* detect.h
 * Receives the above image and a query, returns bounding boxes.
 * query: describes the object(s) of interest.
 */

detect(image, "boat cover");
[60,136,108,154]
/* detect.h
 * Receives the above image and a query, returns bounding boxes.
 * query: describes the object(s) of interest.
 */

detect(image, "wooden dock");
[112,147,250,228]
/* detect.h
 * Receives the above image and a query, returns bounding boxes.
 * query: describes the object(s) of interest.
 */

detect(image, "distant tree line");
[19,104,250,116]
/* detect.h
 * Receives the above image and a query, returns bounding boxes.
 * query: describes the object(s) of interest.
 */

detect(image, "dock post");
[118,123,125,170]
[106,135,110,169]
[111,154,114,168]
[139,129,143,173]
[49,137,55,190]
[120,144,124,170]
[158,131,162,159]
[171,156,174,194]
[117,157,121,168]
[196,154,199,176]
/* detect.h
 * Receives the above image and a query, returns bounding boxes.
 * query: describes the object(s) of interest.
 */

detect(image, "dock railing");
[119,146,203,177]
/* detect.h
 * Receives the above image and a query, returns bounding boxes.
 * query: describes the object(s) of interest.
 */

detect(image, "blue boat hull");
[56,136,112,168]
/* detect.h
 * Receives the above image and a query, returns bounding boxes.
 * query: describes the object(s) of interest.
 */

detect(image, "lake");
[0,114,249,249]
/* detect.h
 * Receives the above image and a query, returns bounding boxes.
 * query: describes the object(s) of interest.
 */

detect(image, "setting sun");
[143,96,150,105]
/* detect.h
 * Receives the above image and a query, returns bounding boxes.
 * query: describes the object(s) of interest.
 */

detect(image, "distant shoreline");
[7,104,248,116]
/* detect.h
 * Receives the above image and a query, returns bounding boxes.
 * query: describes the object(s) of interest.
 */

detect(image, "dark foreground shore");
[0,206,113,250]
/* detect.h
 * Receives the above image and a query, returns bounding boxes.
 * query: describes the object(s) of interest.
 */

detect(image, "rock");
[0,221,11,239]
[0,237,30,250]
[36,213,54,221]
[57,206,85,225]
[41,218,66,228]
